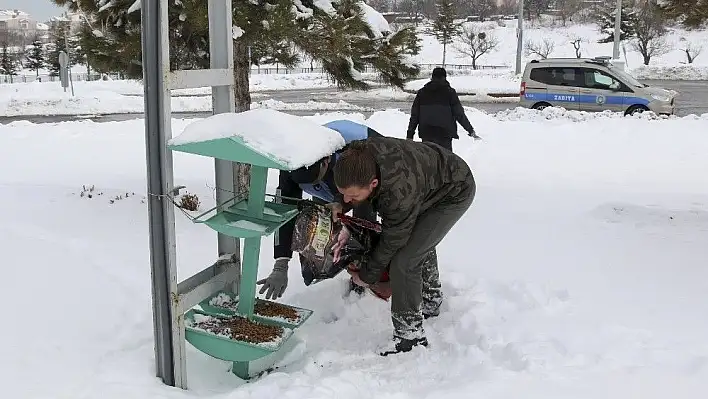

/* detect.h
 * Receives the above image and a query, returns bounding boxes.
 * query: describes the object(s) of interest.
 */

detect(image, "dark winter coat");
[406,79,475,141]
[273,121,381,259]
[357,136,474,285]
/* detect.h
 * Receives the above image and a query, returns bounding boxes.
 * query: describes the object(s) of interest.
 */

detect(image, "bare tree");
[555,0,584,26]
[681,42,703,64]
[458,0,498,19]
[570,38,582,58]
[524,38,555,59]
[455,26,499,69]
[497,0,517,14]
[630,2,670,65]
[367,0,392,12]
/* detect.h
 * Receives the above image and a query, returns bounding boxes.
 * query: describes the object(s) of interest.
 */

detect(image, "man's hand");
[257,258,289,299]
[468,129,481,140]
[347,268,369,288]
[325,202,344,222]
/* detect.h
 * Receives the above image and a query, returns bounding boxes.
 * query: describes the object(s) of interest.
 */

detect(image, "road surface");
[1,80,705,125]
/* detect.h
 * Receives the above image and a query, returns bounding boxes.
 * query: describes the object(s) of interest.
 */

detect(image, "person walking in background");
[406,67,481,151]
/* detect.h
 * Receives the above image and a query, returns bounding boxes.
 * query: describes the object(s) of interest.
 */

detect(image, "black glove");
[468,128,481,140]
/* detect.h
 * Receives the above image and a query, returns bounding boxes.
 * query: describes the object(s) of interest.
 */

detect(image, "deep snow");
[1,109,708,398]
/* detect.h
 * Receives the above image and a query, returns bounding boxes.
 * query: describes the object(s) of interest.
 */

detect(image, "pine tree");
[429,0,461,65]
[52,0,421,108]
[25,39,45,76]
[596,1,638,43]
[47,22,80,77]
[76,19,126,76]
[0,43,19,80]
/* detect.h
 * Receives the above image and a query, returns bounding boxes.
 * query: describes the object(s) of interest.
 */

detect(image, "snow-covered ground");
[2,72,378,95]
[2,108,708,398]
[0,73,387,116]
[0,82,373,116]
[405,69,521,95]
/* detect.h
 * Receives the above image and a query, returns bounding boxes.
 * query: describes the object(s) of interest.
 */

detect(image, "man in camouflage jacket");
[332,136,476,356]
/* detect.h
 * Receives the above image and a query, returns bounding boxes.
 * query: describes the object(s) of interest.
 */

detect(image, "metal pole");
[64,28,75,96]
[613,0,622,59]
[141,0,177,388]
[515,0,524,74]
[208,0,239,299]
[208,0,238,257]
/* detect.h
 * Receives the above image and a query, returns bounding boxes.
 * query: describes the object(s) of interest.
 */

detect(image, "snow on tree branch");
[128,0,140,14]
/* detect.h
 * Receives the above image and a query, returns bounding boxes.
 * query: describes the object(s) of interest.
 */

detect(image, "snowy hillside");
[413,20,708,78]
[1,109,708,398]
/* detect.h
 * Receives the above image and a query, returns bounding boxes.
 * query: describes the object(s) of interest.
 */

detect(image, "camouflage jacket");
[357,136,474,284]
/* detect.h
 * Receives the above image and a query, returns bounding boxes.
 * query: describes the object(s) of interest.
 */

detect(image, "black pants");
[421,135,453,152]
[389,174,476,340]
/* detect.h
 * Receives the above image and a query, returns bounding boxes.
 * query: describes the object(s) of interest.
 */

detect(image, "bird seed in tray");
[189,313,286,346]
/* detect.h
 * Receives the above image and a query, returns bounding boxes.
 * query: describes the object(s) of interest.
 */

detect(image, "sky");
[2,1,66,22]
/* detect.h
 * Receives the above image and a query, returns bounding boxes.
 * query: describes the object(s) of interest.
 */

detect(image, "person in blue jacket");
[257,120,382,299]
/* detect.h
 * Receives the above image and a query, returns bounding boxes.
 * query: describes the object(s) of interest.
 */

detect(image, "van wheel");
[532,102,551,110]
[625,105,649,116]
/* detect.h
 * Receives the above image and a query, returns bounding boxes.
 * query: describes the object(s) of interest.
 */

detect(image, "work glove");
[468,128,481,140]
[257,257,289,299]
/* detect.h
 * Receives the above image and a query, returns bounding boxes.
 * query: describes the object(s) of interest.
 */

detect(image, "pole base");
[231,330,301,379]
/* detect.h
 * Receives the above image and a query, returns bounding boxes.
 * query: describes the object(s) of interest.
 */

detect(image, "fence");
[249,63,508,75]
[0,63,509,84]
[0,72,123,84]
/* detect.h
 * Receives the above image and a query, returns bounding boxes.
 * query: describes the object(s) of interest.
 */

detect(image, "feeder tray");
[199,291,313,329]
[192,198,299,239]
[184,309,294,363]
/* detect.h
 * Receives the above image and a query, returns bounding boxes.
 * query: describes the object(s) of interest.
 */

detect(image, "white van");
[519,57,677,116]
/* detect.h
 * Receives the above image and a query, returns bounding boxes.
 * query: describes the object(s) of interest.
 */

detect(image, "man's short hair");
[431,67,447,80]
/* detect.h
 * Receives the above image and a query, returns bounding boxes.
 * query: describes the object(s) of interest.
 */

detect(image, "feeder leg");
[247,166,268,218]
[237,165,268,318]
[237,237,262,317]
[232,361,250,379]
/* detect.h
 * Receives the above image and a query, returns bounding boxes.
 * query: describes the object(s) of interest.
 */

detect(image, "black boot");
[422,300,442,319]
[379,336,429,356]
[344,277,366,297]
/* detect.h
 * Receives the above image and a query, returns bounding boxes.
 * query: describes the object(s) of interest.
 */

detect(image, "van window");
[529,67,579,86]
[581,68,628,91]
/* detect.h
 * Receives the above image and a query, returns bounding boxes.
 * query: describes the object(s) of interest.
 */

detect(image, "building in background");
[0,9,50,45]
[49,12,84,35]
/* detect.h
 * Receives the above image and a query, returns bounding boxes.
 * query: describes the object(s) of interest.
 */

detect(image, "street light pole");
[64,27,75,96]
[515,0,524,74]
[612,0,622,59]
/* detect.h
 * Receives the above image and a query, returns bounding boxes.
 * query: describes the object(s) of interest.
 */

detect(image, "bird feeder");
[167,108,346,379]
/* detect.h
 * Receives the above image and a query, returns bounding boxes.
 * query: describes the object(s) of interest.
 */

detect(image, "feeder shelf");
[184,309,294,363]
[199,291,313,329]
[192,198,299,239]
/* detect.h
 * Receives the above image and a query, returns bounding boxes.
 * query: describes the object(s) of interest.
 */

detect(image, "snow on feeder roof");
[168,109,346,170]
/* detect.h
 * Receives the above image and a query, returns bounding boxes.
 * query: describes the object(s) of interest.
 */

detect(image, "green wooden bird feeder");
[167,109,345,379]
